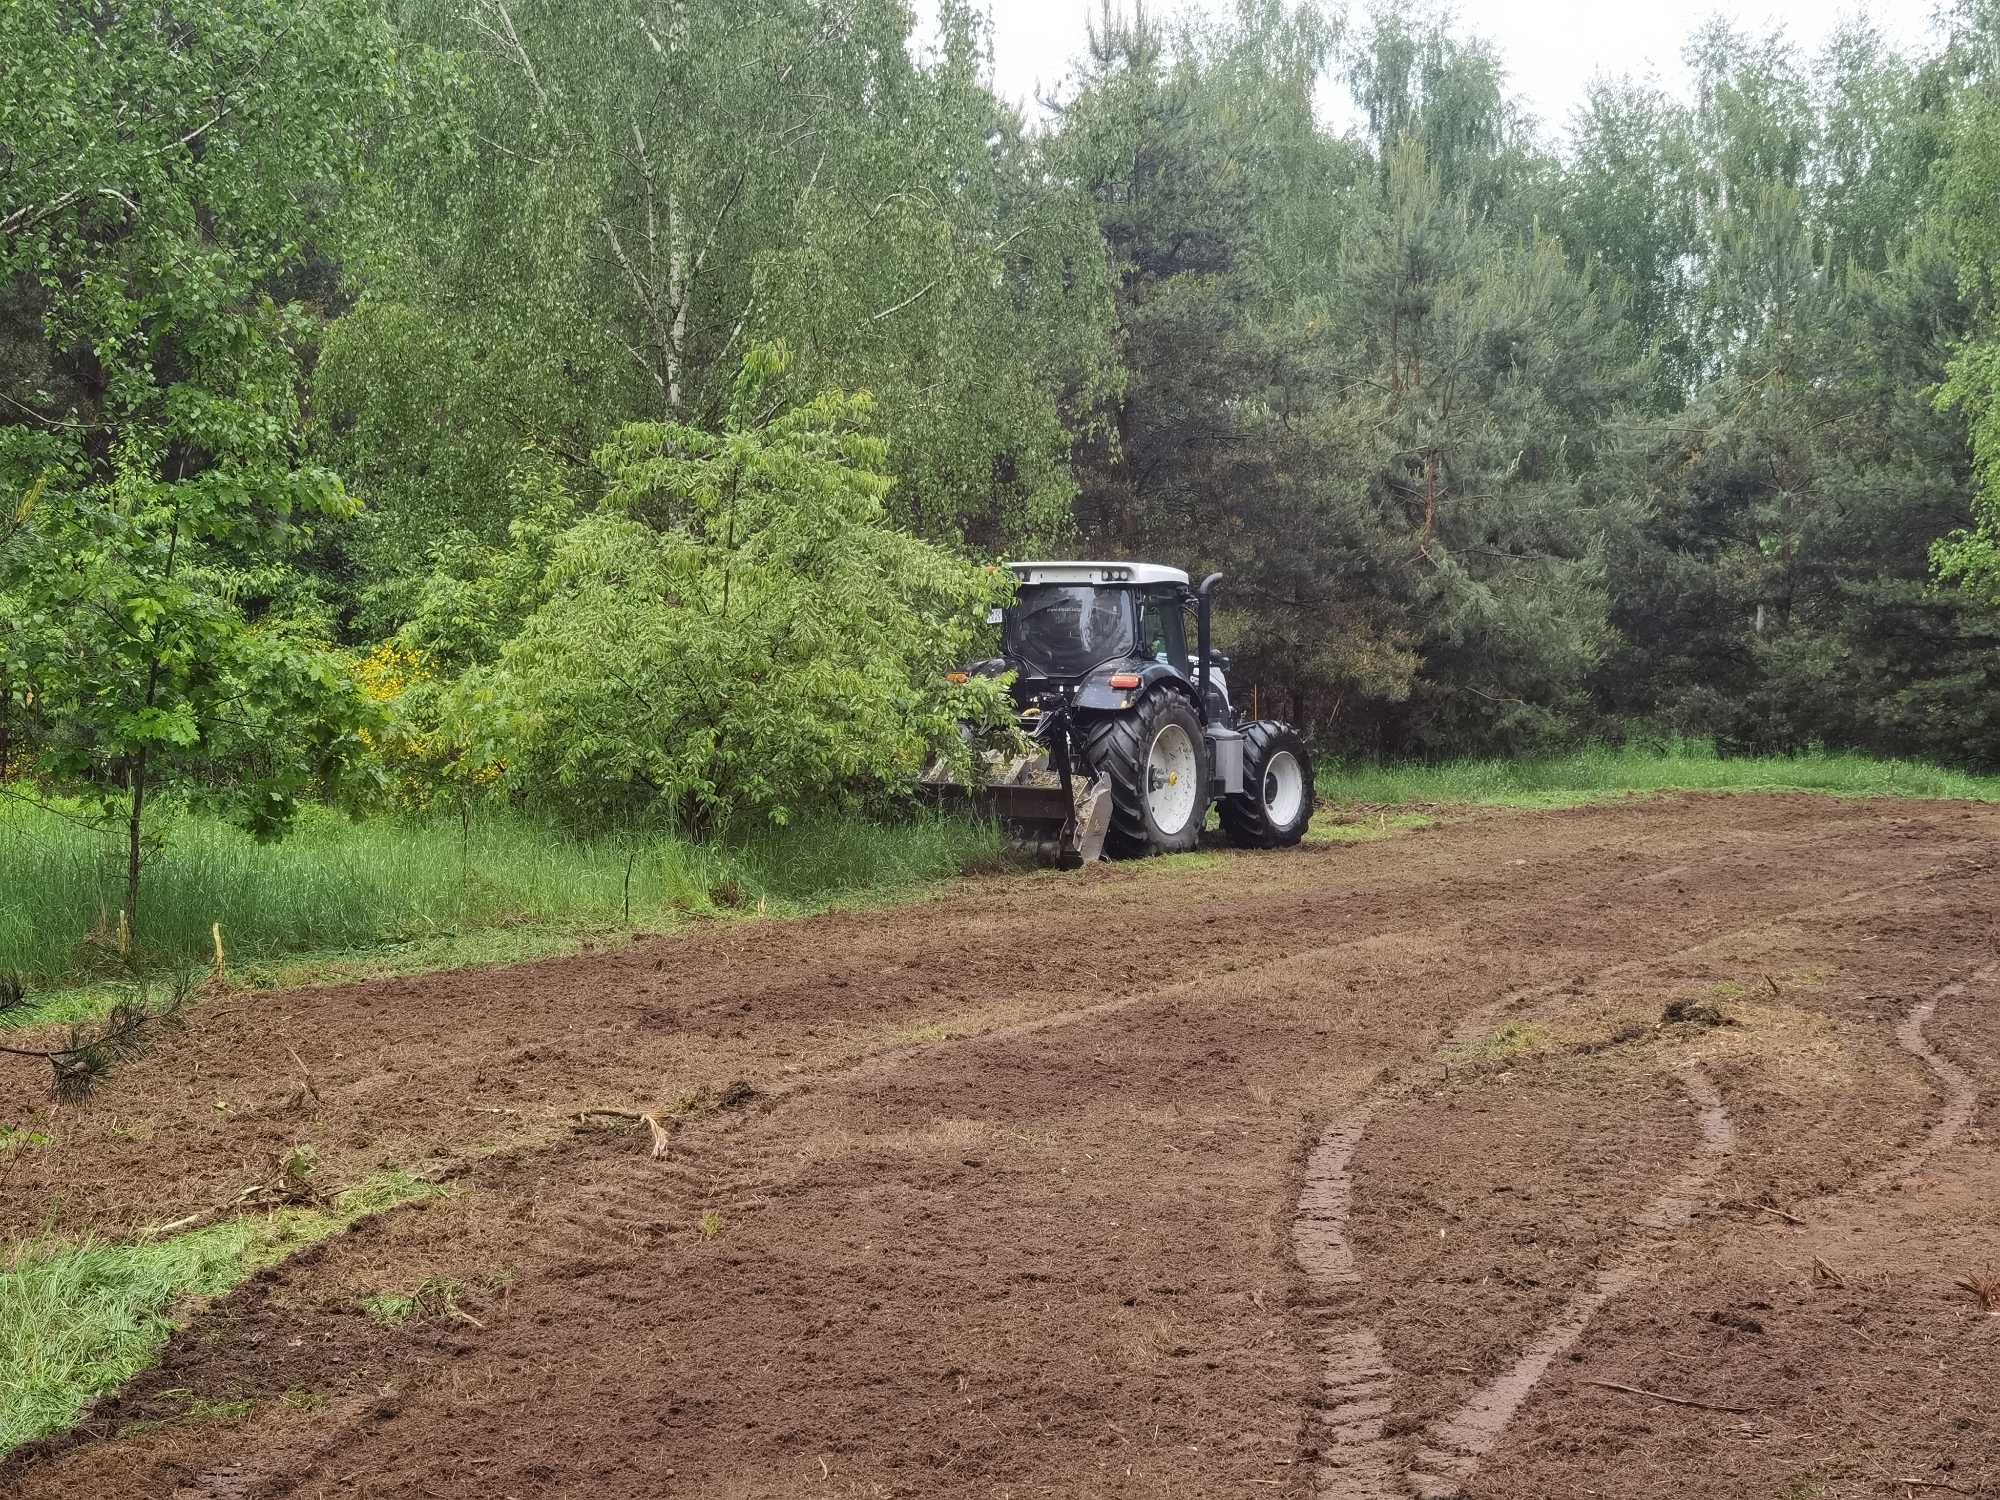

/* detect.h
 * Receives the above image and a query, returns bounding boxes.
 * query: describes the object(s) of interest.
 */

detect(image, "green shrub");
[421,353,1017,829]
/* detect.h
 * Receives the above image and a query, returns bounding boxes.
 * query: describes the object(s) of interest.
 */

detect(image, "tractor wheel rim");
[1262,750,1304,826]
[1145,722,1199,835]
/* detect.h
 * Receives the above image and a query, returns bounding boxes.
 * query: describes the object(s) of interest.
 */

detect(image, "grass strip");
[1317,741,2000,810]
[0,1172,437,1456]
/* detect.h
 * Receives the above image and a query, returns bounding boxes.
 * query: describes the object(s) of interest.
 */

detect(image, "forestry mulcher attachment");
[923,562,1314,864]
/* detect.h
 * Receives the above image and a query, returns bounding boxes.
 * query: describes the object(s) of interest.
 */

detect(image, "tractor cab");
[994,562,1231,724]
[1001,562,1187,677]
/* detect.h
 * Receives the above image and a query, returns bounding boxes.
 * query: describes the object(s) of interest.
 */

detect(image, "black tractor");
[925,561,1314,863]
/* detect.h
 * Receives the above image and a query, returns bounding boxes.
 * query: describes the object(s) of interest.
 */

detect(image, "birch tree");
[317,0,1114,578]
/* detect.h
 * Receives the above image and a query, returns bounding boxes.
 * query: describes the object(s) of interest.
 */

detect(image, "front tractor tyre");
[1221,721,1314,848]
[1081,691,1210,857]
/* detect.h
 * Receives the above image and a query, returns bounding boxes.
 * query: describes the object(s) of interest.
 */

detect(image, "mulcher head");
[921,749,1112,866]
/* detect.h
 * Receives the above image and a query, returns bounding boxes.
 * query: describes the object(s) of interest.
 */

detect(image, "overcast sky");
[941,0,1940,136]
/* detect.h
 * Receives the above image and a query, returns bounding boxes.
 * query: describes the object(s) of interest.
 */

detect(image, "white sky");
[947,0,1941,136]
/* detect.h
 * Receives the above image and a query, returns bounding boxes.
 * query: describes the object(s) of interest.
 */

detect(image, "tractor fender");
[1073,660,1199,714]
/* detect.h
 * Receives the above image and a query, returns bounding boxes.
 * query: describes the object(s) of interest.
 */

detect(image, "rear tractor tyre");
[1080,692,1209,857]
[1221,721,1314,848]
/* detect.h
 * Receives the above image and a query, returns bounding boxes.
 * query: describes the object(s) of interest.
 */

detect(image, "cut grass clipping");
[1316,740,2000,810]
[0,1172,436,1456]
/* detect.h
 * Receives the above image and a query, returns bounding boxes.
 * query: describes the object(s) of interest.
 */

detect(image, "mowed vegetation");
[0,1172,436,1455]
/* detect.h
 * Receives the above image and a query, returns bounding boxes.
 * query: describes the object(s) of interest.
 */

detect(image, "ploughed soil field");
[5,794,1998,1500]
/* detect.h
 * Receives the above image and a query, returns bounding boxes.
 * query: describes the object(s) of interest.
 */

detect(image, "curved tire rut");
[1853,959,1995,1195]
[1294,882,1995,1500]
[1405,1066,1734,1498]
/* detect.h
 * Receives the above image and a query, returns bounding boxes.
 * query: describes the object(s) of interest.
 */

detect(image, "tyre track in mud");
[1298,918,1998,1499]
[451,835,1997,1500]
[1852,959,1996,1195]
[11,799,2000,1500]
[1460,955,2000,1500]
[1403,1066,1734,1499]
[12,804,1912,1495]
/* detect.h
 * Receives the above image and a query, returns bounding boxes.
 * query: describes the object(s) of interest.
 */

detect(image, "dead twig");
[1812,1256,1847,1288]
[283,1044,322,1116]
[1890,1480,1977,1496]
[568,1107,674,1159]
[286,1045,319,1099]
[1722,1196,1807,1225]
[1581,1379,1752,1414]
[142,1207,219,1237]
[141,1181,266,1237]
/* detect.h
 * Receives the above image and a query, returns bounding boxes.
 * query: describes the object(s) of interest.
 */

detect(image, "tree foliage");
[7,0,2000,887]
[0,0,392,934]
[314,0,1115,592]
[415,350,1015,828]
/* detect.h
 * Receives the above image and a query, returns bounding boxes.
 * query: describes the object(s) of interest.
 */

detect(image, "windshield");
[1005,584,1134,678]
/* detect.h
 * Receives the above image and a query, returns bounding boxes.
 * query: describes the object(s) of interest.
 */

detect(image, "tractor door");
[1137,590,1189,675]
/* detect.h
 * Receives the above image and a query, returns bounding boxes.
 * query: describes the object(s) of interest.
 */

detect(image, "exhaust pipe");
[1196,572,1223,700]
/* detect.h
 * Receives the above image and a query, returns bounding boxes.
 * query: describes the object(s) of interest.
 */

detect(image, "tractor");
[924,561,1313,864]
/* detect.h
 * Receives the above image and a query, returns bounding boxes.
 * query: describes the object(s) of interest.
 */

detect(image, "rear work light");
[1108,672,1141,690]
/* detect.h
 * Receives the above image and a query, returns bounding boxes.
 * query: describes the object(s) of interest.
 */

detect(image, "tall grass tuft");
[0,798,1000,990]
[1317,739,2000,809]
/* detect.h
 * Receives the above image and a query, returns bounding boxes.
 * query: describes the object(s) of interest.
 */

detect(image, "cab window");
[1136,592,1188,668]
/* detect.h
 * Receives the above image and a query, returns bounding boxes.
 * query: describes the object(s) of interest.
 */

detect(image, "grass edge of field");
[13,745,1996,1027]
[0,1171,440,1461]
[1314,743,2000,810]
[1,807,1005,1027]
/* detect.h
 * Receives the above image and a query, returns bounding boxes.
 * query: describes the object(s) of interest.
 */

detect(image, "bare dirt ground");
[4,794,1997,1500]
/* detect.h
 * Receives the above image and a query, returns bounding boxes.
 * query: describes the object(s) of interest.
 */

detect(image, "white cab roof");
[1008,560,1189,587]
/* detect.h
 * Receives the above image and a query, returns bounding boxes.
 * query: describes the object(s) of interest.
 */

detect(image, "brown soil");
[4,794,1997,1500]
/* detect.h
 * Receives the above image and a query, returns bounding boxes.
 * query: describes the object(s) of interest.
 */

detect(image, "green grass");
[1446,1020,1553,1067]
[0,1171,437,1455]
[1307,811,1437,843]
[360,1276,466,1328]
[1317,741,2000,809]
[0,798,1001,1001]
